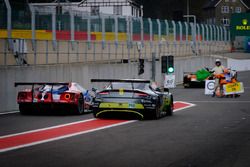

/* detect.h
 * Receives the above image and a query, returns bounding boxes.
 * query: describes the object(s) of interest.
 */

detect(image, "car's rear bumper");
[19,102,77,113]
[94,108,145,119]
[183,80,205,88]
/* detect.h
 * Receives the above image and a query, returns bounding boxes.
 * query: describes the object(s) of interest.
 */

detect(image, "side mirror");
[92,88,97,92]
[155,88,161,92]
[164,88,169,93]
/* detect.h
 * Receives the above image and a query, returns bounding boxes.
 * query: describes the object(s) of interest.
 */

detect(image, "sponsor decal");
[236,19,250,31]
[205,80,215,95]
[223,82,244,95]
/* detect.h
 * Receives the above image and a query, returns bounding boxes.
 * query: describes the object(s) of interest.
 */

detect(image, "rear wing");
[91,79,150,83]
[15,82,70,87]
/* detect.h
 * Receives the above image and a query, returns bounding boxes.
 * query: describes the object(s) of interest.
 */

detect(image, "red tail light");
[18,92,27,99]
[17,92,32,102]
[64,93,71,100]
[60,93,75,101]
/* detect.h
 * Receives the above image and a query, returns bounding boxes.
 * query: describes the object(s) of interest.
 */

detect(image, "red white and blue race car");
[15,82,93,115]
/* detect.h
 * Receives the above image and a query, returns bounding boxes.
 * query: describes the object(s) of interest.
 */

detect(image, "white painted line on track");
[187,101,250,103]
[173,101,196,112]
[0,120,137,153]
[0,111,19,115]
[0,101,196,153]
[0,118,96,139]
[0,101,196,139]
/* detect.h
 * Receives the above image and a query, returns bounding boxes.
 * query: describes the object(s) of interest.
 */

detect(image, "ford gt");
[15,82,93,115]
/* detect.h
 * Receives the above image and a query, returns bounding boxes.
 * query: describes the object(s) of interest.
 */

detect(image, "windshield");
[108,82,150,91]
[36,84,69,93]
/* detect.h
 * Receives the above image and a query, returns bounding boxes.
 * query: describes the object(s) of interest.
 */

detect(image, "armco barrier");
[0,55,227,112]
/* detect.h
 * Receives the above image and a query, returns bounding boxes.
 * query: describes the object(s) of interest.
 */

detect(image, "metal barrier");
[1,0,230,43]
[0,0,231,66]
[0,38,230,66]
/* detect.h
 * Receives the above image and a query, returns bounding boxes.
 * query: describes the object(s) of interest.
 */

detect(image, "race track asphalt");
[0,71,250,167]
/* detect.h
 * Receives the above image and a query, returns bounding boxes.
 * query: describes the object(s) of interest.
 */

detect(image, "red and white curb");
[173,101,196,112]
[0,101,195,153]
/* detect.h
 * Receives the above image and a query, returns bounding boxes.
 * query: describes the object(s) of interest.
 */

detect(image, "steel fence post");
[70,9,75,42]
[205,24,209,42]
[165,20,169,41]
[201,24,205,42]
[220,26,223,42]
[52,8,57,51]
[213,25,216,42]
[148,18,153,48]
[114,15,118,47]
[130,17,133,43]
[157,19,161,43]
[140,17,144,44]
[224,27,227,42]
[172,20,176,42]
[209,25,213,41]
[29,5,36,50]
[87,16,91,49]
[4,0,12,44]
[216,26,220,41]
[102,16,105,49]
[4,39,7,66]
[178,21,183,43]
[46,40,48,64]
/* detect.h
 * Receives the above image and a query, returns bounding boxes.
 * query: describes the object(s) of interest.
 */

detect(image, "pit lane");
[0,71,249,167]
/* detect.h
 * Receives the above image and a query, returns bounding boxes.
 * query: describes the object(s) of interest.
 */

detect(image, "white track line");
[0,102,196,153]
[0,118,96,139]
[174,101,196,112]
[0,111,19,115]
[187,101,250,103]
[0,120,137,153]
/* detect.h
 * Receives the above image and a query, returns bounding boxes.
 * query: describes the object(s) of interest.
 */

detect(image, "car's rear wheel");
[75,94,84,115]
[184,82,190,88]
[19,104,30,115]
[166,97,174,116]
[151,106,161,119]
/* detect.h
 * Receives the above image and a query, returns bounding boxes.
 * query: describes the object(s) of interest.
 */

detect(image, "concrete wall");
[0,55,226,112]
[228,58,250,71]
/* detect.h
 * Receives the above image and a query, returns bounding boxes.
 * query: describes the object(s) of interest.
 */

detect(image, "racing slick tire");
[19,104,31,115]
[151,106,161,120]
[166,97,174,116]
[183,83,190,88]
[93,111,98,118]
[74,94,84,115]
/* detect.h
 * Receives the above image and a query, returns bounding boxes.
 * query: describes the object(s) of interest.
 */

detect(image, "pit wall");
[0,55,227,112]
